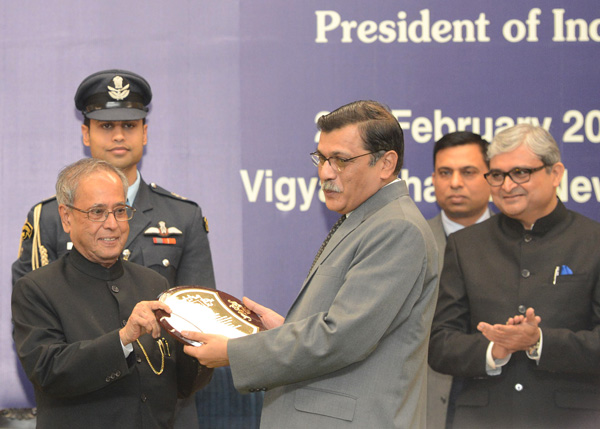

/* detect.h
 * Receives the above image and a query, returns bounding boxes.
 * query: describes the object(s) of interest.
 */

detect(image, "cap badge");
[144,221,183,237]
[107,76,130,101]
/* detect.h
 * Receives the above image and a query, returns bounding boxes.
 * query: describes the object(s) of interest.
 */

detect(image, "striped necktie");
[309,215,346,274]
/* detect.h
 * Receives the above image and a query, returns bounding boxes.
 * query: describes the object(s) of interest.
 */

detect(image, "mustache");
[321,181,341,193]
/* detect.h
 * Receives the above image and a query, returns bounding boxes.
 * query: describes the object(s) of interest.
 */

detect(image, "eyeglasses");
[483,165,547,186]
[66,204,135,222]
[310,151,377,172]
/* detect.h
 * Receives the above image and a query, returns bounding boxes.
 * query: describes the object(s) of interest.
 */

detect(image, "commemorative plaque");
[155,286,266,346]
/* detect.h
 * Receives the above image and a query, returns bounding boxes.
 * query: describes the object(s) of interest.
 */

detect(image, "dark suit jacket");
[429,201,600,428]
[229,181,439,428]
[12,176,215,288]
[12,248,212,428]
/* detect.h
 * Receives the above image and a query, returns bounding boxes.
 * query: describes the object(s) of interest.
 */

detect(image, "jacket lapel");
[296,181,407,301]
[126,178,153,247]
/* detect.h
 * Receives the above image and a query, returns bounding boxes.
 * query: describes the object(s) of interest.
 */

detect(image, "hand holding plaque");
[155,286,266,346]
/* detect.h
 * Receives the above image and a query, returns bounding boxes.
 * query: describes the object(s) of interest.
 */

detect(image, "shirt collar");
[127,170,141,206]
[441,207,492,236]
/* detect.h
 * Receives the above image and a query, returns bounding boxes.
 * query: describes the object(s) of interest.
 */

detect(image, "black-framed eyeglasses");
[483,165,547,187]
[66,204,135,222]
[310,151,377,172]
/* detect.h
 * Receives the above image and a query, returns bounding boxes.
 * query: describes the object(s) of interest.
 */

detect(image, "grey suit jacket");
[426,213,453,429]
[427,213,446,271]
[229,181,438,428]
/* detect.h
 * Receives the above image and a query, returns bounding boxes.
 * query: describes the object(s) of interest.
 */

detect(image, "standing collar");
[502,198,568,236]
[68,246,125,281]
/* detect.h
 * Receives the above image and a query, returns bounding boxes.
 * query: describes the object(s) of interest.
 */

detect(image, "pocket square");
[560,265,573,275]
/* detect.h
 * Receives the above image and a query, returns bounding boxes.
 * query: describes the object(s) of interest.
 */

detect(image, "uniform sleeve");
[175,342,214,398]
[12,202,65,286]
[175,204,216,288]
[12,209,37,285]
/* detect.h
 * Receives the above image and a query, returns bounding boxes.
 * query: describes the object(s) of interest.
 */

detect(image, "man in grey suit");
[184,100,439,428]
[426,132,492,428]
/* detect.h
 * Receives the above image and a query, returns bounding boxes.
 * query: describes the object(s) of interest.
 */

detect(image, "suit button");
[105,376,111,383]
[249,388,256,392]
[111,285,120,293]
[515,383,523,392]
[137,356,143,363]
[523,234,532,243]
[115,370,121,377]
[521,269,530,278]
[162,259,170,267]
[141,394,148,402]
[518,305,526,314]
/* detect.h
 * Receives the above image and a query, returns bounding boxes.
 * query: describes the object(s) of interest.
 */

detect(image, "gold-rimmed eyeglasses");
[66,204,135,222]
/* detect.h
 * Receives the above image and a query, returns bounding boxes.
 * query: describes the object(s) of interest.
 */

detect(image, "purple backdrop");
[1,0,598,407]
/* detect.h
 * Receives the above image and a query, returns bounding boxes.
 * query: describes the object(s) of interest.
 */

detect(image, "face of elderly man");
[59,170,130,267]
[489,144,564,229]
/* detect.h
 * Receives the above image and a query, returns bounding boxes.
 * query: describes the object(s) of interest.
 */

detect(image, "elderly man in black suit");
[12,158,211,428]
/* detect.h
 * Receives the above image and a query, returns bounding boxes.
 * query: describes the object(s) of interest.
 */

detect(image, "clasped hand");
[477,307,541,360]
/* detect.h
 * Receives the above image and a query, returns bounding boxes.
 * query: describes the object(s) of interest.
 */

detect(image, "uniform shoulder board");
[19,195,57,249]
[18,196,56,268]
[34,195,58,207]
[148,183,198,205]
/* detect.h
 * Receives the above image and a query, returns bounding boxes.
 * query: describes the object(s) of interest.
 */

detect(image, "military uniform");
[13,177,215,289]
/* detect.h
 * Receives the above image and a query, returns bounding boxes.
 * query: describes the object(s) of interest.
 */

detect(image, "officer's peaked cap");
[74,69,152,121]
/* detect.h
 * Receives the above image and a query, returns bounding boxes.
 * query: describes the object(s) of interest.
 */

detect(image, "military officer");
[12,69,215,428]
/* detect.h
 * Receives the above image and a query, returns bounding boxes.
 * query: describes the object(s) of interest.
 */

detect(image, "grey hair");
[488,124,561,165]
[56,158,128,206]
